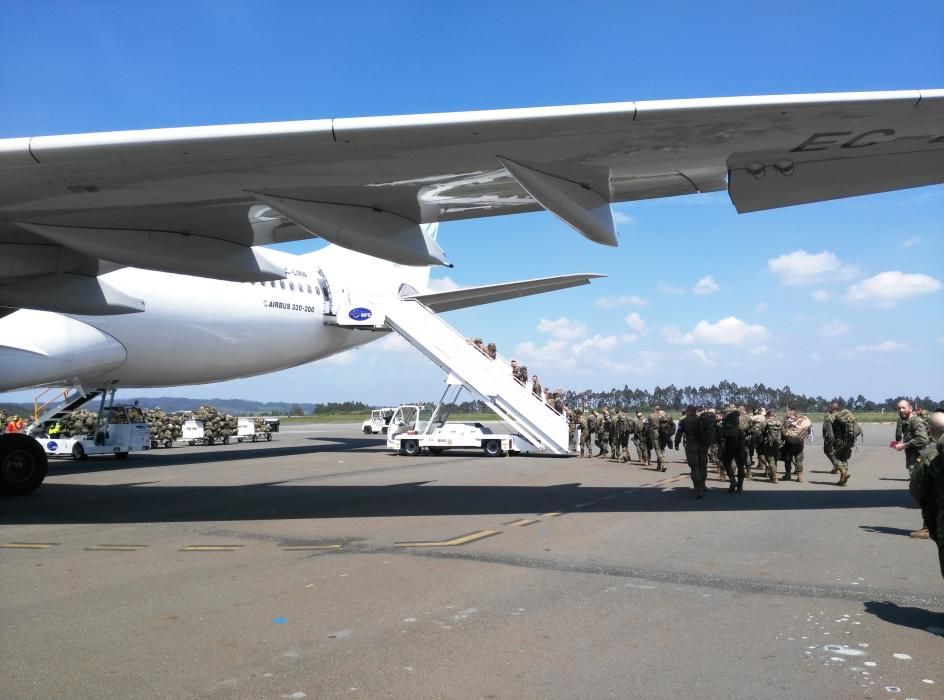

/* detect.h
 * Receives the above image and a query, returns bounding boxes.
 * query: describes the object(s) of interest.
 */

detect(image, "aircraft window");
[280,280,286,289]
[269,280,276,288]
[289,281,295,291]
[315,287,321,296]
[307,285,313,294]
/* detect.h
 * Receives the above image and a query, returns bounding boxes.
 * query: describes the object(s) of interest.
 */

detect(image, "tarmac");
[2,421,942,699]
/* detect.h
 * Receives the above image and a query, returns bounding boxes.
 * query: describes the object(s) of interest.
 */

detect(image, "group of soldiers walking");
[565,403,855,498]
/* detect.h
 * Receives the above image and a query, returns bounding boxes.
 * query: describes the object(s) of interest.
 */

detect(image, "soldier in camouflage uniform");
[675,406,710,498]
[749,411,768,481]
[761,410,784,482]
[567,408,579,453]
[719,404,746,493]
[649,406,668,472]
[579,410,592,458]
[781,407,811,481]
[823,402,855,486]
[893,399,932,538]
[909,411,944,578]
[608,409,621,461]
[614,409,631,463]
[738,406,752,479]
[596,407,610,458]
[633,411,650,465]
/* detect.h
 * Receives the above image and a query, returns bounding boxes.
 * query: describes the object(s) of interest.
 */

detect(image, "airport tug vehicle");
[39,392,150,460]
[362,408,396,434]
[386,385,542,457]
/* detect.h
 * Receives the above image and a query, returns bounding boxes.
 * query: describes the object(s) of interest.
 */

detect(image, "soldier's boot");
[695,481,705,499]
[736,475,744,493]
[726,466,736,493]
[910,528,930,539]
[795,472,803,483]
[837,470,850,487]
[830,467,839,474]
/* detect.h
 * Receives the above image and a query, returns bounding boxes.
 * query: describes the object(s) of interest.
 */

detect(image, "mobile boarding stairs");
[333,297,570,455]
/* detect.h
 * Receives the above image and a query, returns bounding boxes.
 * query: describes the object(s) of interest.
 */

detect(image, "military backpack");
[764,419,783,448]
[587,414,597,432]
[832,408,861,448]
[721,410,741,439]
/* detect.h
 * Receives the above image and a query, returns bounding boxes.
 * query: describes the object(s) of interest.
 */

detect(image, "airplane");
[1,88,943,496]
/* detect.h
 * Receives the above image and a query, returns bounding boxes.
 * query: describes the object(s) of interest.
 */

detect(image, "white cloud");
[811,289,831,302]
[767,250,857,286]
[853,340,909,354]
[612,210,636,225]
[819,320,849,337]
[845,271,942,306]
[691,348,714,366]
[657,281,686,295]
[664,316,770,346]
[572,333,621,355]
[427,276,460,292]
[594,294,647,309]
[693,275,720,296]
[536,316,587,340]
[323,350,357,365]
[899,236,921,249]
[624,312,647,334]
[749,345,769,356]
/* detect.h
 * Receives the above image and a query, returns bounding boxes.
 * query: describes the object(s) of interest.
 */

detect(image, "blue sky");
[2,1,942,406]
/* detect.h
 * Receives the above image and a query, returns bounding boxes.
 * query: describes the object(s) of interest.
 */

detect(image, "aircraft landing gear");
[0,434,49,496]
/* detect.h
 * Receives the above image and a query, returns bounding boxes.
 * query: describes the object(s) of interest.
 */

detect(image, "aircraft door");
[316,268,333,314]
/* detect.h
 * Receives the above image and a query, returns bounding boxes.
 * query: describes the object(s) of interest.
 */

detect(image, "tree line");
[558,381,940,413]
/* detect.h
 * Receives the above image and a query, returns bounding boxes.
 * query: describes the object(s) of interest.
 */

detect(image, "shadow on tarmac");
[1,478,919,525]
[40,437,381,477]
[863,600,944,636]
[858,525,916,537]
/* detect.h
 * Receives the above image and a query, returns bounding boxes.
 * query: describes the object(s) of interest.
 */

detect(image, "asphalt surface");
[2,422,942,699]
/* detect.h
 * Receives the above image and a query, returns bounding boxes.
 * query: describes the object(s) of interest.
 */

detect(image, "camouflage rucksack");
[721,410,741,439]
[617,413,631,433]
[832,408,859,447]
[696,413,716,448]
[764,418,783,448]
[587,414,597,432]
[658,414,676,438]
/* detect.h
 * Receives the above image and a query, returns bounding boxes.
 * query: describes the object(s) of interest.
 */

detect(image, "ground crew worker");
[909,410,944,578]
[5,415,25,433]
[893,399,933,538]
[47,421,62,438]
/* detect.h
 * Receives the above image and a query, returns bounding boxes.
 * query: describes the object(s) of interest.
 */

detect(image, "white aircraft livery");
[1,89,943,494]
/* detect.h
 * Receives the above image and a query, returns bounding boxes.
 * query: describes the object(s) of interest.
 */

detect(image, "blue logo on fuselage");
[349,307,372,322]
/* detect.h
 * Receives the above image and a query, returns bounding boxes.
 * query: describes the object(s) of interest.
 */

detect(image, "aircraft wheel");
[115,451,129,459]
[0,434,49,496]
[72,443,87,461]
[483,439,504,457]
[402,439,420,457]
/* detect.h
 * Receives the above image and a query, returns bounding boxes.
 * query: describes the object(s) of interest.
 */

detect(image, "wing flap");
[408,273,605,313]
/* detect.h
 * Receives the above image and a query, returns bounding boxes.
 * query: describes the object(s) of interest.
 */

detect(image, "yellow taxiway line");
[394,529,501,548]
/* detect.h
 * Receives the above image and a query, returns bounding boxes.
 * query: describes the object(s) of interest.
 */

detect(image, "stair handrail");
[33,387,71,424]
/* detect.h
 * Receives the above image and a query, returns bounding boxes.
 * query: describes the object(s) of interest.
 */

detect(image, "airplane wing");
[1,89,942,310]
[407,273,605,313]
